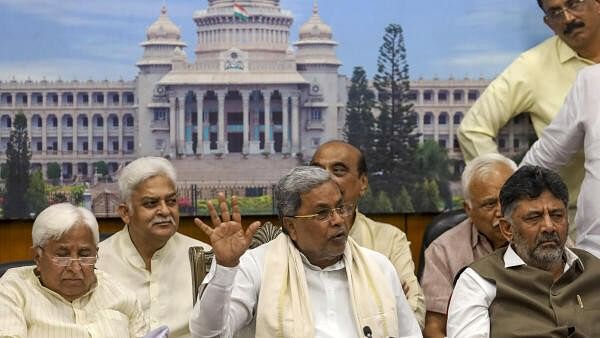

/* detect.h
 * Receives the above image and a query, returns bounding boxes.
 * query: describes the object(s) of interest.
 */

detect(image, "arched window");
[438,112,448,125]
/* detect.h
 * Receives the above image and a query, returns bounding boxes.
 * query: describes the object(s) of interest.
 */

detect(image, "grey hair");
[32,203,99,247]
[462,153,517,205]
[118,156,177,203]
[274,166,334,221]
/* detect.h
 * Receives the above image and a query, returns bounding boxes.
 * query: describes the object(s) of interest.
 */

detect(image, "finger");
[218,192,231,222]
[206,200,221,226]
[194,218,214,237]
[231,195,241,224]
[244,221,262,242]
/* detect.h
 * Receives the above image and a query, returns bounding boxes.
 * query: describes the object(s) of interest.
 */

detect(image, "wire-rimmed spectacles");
[544,0,586,23]
[287,203,355,222]
[38,247,97,266]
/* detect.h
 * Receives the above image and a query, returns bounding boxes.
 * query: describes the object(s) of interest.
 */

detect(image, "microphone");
[363,326,373,338]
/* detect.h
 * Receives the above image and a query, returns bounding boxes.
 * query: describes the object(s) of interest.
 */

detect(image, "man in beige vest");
[447,166,600,337]
[190,166,422,337]
[311,140,425,328]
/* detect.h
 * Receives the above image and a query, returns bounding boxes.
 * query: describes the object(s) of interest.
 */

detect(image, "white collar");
[504,244,583,272]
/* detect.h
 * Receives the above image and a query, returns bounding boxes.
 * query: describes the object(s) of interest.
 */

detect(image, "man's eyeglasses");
[544,0,586,23]
[287,203,355,222]
[39,247,97,266]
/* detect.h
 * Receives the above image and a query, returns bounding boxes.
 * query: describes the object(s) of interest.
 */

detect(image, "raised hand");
[194,192,261,267]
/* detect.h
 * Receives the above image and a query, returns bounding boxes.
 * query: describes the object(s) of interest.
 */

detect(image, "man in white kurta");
[96,157,210,338]
[189,167,422,338]
[0,266,148,338]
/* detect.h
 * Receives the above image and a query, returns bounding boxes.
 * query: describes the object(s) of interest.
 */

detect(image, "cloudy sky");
[0,0,551,81]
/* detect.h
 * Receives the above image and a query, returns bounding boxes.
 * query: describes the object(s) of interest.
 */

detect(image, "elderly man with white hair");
[421,153,516,338]
[0,203,149,337]
[97,156,210,338]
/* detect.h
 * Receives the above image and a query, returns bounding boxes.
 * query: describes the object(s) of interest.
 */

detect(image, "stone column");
[433,111,439,142]
[169,95,176,156]
[241,90,250,154]
[281,92,290,153]
[42,92,47,107]
[195,91,205,155]
[41,114,47,157]
[26,115,32,146]
[57,114,63,155]
[72,115,78,159]
[27,93,32,108]
[103,91,108,107]
[11,92,15,108]
[216,89,227,153]
[263,90,272,153]
[87,114,93,155]
[103,116,108,156]
[118,113,124,156]
[291,93,300,154]
[449,112,455,153]
[178,94,186,155]
[57,92,62,107]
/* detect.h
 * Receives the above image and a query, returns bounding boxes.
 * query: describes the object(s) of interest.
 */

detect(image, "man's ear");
[463,200,472,217]
[499,218,513,242]
[31,246,41,266]
[358,174,368,197]
[118,203,131,225]
[283,218,298,241]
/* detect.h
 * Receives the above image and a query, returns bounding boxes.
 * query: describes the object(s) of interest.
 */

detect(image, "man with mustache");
[311,140,425,328]
[97,156,211,338]
[447,166,600,337]
[189,166,422,337]
[421,153,515,338]
[457,0,600,241]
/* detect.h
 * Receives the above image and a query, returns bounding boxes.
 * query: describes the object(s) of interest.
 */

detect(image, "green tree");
[4,113,31,218]
[371,23,419,196]
[394,186,414,213]
[26,170,47,215]
[47,162,61,185]
[344,66,376,156]
[374,190,393,213]
[0,163,6,179]
[94,161,109,177]
[424,179,444,212]
[414,140,452,208]
[71,184,86,206]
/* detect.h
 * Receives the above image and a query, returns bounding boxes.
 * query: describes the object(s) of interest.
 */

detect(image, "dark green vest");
[470,247,600,338]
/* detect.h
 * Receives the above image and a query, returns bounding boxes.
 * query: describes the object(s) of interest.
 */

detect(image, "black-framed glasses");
[544,0,586,22]
[287,203,355,222]
[39,247,97,266]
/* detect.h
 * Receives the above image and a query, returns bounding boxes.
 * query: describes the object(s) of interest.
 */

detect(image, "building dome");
[146,6,181,41]
[298,2,332,41]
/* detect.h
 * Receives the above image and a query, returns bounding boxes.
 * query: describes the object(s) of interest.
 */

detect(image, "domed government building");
[0,0,533,202]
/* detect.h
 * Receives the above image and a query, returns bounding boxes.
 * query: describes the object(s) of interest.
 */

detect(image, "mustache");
[151,216,175,225]
[535,232,561,247]
[564,20,585,35]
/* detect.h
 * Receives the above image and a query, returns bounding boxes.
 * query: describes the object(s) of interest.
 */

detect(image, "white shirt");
[189,239,422,338]
[521,63,600,258]
[0,266,148,338]
[447,246,581,338]
[97,227,211,338]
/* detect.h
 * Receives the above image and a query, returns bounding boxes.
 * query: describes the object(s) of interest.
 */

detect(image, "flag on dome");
[233,3,249,20]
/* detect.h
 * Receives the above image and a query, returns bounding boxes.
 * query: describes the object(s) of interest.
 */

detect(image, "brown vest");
[470,247,600,338]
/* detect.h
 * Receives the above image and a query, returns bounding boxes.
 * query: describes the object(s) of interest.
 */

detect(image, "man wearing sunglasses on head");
[190,166,422,337]
[458,0,600,243]
[0,203,148,337]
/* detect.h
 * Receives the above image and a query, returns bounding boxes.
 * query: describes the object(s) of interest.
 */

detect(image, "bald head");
[311,140,368,205]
